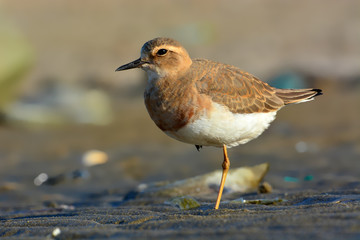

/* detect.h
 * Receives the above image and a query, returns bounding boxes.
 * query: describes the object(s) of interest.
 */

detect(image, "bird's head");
[116,37,192,79]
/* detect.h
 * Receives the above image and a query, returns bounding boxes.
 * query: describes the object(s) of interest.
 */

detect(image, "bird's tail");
[275,88,322,105]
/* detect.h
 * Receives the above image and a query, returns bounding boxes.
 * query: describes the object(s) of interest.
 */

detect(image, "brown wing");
[194,61,284,114]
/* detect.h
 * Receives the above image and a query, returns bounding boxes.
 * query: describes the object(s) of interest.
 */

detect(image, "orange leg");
[214,144,230,209]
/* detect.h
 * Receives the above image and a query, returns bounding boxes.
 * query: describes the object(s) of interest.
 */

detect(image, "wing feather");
[194,60,284,113]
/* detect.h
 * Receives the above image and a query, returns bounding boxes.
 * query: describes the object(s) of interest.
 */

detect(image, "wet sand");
[1,189,360,239]
[0,84,360,239]
[1,1,360,238]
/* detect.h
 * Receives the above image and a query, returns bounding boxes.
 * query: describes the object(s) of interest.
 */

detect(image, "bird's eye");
[156,49,168,56]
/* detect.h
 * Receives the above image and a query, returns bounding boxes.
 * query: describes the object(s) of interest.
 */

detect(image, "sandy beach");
[0,1,359,239]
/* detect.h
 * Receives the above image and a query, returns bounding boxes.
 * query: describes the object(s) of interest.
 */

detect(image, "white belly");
[165,102,277,148]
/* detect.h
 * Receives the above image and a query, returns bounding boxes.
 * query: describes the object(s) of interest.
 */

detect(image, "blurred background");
[0,0,359,207]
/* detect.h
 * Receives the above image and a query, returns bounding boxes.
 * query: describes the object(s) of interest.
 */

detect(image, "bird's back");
[191,59,322,114]
[192,59,284,114]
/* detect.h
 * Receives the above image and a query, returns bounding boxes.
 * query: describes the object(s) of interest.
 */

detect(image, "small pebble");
[304,175,314,181]
[166,196,200,210]
[284,176,299,182]
[82,150,108,167]
[52,227,61,237]
[34,173,49,186]
[258,182,273,193]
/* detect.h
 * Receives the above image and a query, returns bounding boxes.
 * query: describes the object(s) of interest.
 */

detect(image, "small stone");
[52,227,61,237]
[258,182,273,193]
[34,173,49,186]
[284,176,299,182]
[304,175,314,181]
[166,196,200,210]
[82,150,108,167]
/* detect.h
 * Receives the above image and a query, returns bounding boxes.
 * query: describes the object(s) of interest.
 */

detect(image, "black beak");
[115,58,147,71]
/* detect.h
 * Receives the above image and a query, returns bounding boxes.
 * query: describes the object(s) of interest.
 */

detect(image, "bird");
[116,37,322,209]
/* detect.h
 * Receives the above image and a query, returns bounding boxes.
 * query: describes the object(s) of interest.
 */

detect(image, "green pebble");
[284,176,299,182]
[304,175,314,181]
[167,196,200,210]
